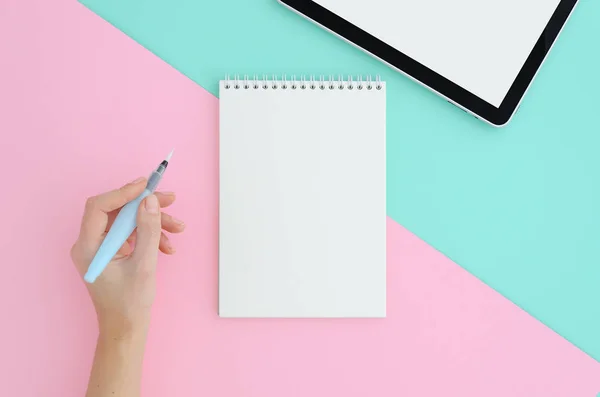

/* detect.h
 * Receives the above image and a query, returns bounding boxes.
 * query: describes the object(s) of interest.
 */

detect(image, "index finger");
[79,177,147,241]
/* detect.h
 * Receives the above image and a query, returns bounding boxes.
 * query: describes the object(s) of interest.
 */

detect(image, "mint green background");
[80,0,600,360]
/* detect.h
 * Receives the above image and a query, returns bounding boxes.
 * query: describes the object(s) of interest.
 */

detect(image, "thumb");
[131,194,161,268]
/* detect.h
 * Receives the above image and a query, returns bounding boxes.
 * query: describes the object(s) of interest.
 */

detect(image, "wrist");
[97,312,151,341]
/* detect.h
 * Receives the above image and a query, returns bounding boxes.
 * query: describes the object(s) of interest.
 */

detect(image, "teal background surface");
[79,0,600,359]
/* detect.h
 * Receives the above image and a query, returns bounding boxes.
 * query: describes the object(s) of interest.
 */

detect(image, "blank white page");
[219,78,386,318]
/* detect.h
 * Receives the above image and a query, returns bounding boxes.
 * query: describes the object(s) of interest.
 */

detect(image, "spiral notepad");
[219,75,386,318]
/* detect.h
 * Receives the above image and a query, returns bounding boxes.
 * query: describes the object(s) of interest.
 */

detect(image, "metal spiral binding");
[223,75,383,90]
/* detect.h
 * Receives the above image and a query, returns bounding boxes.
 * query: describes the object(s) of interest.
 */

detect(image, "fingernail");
[130,177,145,184]
[145,195,159,213]
[172,216,185,226]
[167,240,176,253]
[162,191,176,197]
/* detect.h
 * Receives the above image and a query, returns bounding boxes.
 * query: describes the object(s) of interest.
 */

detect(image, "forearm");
[86,320,149,397]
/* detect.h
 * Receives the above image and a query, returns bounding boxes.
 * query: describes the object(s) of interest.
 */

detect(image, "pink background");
[0,0,598,395]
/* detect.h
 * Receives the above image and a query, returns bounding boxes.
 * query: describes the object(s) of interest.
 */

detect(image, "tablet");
[279,0,579,126]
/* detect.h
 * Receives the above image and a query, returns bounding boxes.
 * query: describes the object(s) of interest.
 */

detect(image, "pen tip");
[165,148,174,162]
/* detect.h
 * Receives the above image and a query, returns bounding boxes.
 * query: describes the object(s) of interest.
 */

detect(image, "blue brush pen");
[84,150,174,283]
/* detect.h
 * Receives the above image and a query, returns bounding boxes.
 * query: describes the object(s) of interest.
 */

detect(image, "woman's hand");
[70,177,186,337]
[72,177,185,397]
